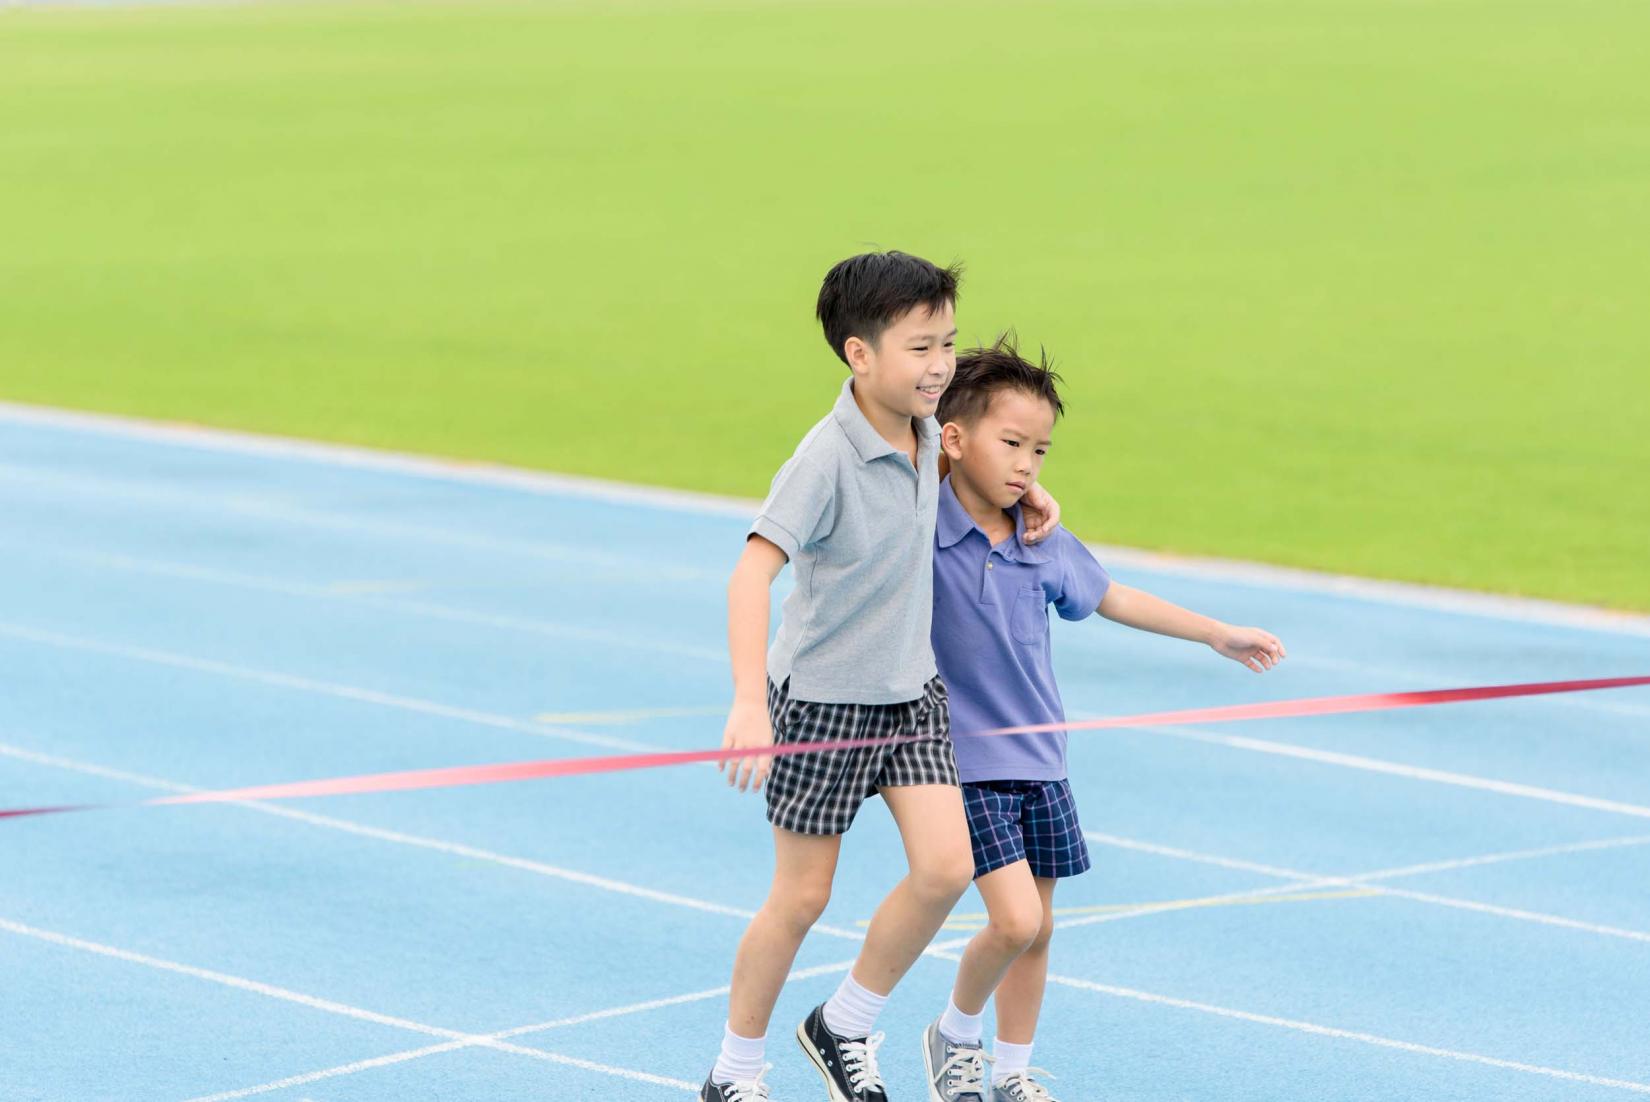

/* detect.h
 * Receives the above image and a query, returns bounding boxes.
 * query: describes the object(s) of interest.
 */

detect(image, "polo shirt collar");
[832,377,938,464]
[937,475,1052,563]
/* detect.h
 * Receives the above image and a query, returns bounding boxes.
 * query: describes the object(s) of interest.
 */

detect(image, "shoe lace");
[997,1067,1058,1102]
[725,1062,773,1102]
[839,1030,887,1093]
[938,1044,990,1098]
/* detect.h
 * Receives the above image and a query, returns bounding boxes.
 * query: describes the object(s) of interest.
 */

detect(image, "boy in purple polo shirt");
[917,337,1286,1102]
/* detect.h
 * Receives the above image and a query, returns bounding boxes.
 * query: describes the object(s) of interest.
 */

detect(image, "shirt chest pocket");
[1010,583,1049,645]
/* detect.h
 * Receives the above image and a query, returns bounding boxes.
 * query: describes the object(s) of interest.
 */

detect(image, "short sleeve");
[1050,528,1111,621]
[748,456,837,560]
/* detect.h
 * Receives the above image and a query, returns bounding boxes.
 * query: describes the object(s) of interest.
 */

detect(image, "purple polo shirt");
[932,476,1111,782]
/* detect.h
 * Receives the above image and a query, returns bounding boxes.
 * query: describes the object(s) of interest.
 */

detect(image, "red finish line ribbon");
[3,674,1647,822]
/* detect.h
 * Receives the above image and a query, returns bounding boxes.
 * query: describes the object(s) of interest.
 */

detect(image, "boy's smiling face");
[942,387,1057,511]
[845,300,957,424]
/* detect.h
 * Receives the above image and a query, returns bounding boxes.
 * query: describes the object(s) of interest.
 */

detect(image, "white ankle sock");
[823,973,888,1038]
[937,997,983,1045]
[712,1024,766,1084]
[992,1038,1034,1084]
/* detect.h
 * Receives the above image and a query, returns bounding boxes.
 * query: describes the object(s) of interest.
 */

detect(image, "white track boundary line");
[0,738,862,939]
[20,542,1649,729]
[1025,967,1650,1095]
[1086,829,1650,884]
[181,960,856,1102]
[1094,717,1650,821]
[0,461,724,585]
[1072,831,1650,943]
[15,532,1646,725]
[0,621,648,753]
[10,741,1649,1096]
[1296,653,1650,721]
[13,542,728,665]
[9,733,1642,948]
[5,736,1641,946]
[4,398,1648,637]
[0,916,697,1094]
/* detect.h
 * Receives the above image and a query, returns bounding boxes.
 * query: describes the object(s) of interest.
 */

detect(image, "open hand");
[1213,626,1287,673]
[719,698,774,792]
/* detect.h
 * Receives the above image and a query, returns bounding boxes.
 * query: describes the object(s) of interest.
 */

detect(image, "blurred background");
[3,0,1646,608]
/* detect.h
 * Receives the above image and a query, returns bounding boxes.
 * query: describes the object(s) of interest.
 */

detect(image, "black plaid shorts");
[764,675,959,836]
[962,778,1091,880]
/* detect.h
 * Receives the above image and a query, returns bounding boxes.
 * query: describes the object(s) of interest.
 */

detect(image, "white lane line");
[180,1042,475,1102]
[10,737,1646,1097]
[1079,715,1650,820]
[184,960,855,1102]
[1298,653,1650,721]
[0,621,648,753]
[6,539,1646,729]
[9,734,1643,950]
[1070,831,1650,943]
[1085,830,1650,884]
[1027,967,1650,1095]
[6,398,1649,637]
[0,461,721,584]
[0,400,759,520]
[39,543,1643,728]
[0,917,696,1093]
[10,542,726,665]
[0,739,861,939]
[10,729,1645,951]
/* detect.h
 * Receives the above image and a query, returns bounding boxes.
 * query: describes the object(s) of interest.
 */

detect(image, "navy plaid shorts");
[962,778,1091,879]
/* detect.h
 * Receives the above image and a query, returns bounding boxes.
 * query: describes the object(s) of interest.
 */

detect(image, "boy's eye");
[1035,448,1047,456]
[1004,439,1020,447]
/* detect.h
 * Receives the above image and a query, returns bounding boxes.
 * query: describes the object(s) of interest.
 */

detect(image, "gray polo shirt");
[750,377,940,705]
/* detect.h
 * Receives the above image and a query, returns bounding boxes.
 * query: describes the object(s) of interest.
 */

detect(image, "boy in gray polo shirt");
[701,254,1062,1102]
[918,338,1286,1102]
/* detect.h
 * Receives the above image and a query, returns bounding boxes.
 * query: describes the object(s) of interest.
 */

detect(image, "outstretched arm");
[721,535,790,791]
[1098,582,1286,673]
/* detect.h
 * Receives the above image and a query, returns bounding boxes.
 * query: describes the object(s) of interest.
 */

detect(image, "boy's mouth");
[1007,481,1026,493]
[916,383,944,398]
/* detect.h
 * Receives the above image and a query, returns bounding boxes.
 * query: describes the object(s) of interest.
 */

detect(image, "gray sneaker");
[992,1068,1060,1102]
[920,1019,989,1102]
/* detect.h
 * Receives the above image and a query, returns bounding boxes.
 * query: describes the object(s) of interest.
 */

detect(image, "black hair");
[937,332,1065,427]
[815,251,962,365]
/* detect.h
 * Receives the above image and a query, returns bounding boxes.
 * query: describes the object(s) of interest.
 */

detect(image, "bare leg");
[726,826,842,1036]
[850,783,975,994]
[992,875,1057,1043]
[949,860,1044,1015]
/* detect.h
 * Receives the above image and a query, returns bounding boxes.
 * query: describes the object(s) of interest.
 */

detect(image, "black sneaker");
[795,1003,888,1101]
[701,1063,773,1101]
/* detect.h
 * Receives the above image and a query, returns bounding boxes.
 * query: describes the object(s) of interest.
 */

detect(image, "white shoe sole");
[796,1019,853,1102]
[921,1023,946,1102]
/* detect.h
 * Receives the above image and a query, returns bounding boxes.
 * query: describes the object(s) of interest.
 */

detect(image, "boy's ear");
[940,421,966,462]
[843,334,872,375]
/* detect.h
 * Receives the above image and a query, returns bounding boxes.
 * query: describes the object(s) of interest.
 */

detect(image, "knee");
[1025,906,1055,955]
[985,901,1043,954]
[911,852,975,906]
[769,881,832,931]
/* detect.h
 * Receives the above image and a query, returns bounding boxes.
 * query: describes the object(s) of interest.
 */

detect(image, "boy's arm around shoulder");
[1097,582,1287,674]
[721,535,789,792]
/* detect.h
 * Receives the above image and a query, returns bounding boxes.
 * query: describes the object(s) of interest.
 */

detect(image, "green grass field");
[3,0,1646,608]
